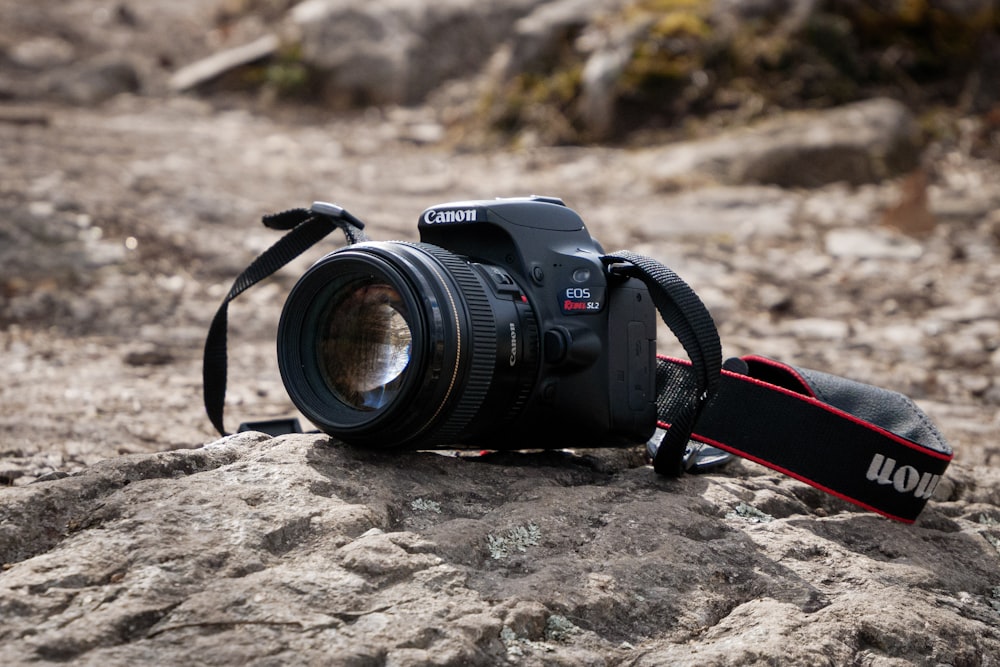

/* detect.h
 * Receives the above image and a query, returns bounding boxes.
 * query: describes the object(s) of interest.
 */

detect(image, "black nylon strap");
[658,354,953,523]
[603,251,722,475]
[203,203,367,436]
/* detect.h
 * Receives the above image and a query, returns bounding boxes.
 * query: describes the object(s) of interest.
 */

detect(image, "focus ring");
[406,242,496,444]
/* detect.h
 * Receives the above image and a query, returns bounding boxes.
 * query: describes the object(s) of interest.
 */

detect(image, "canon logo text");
[422,208,479,225]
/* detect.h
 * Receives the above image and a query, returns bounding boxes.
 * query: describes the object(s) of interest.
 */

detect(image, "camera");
[275,195,658,450]
[208,195,953,522]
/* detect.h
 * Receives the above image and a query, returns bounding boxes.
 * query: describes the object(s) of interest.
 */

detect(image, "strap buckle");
[646,428,734,473]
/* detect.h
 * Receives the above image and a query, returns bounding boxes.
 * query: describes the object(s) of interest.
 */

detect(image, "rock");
[0,106,51,126]
[123,345,176,367]
[8,37,77,70]
[578,46,633,139]
[969,32,1000,114]
[648,98,924,188]
[497,0,625,79]
[0,433,499,664]
[711,0,817,24]
[825,228,924,260]
[290,0,538,106]
[46,57,142,105]
[779,317,851,340]
[575,7,647,140]
[2,432,999,664]
[477,0,995,144]
[485,0,634,140]
[880,168,935,236]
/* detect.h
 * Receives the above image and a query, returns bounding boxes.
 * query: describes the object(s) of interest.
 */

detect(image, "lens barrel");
[277,242,537,448]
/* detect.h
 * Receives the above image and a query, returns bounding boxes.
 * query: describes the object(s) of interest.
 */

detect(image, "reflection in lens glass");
[318,281,412,411]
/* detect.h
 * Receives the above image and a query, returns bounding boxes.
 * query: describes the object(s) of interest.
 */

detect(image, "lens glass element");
[317,280,412,411]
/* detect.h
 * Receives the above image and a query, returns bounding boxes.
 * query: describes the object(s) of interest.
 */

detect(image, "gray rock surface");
[45,57,142,106]
[642,97,923,188]
[290,0,538,105]
[3,432,1000,665]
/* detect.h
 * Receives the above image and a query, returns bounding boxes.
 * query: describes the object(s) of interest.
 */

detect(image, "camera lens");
[316,280,411,411]
[277,242,538,448]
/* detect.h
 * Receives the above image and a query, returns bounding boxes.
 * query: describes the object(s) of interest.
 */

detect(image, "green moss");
[480,0,997,145]
[619,0,713,94]
[237,43,314,99]
[626,0,708,16]
[263,61,309,94]
[488,64,583,142]
[842,0,994,67]
[650,11,711,39]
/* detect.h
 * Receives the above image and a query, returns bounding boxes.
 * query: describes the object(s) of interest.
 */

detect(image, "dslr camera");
[275,196,658,450]
[208,195,953,522]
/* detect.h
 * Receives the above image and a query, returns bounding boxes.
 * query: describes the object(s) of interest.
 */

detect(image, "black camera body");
[276,196,657,450]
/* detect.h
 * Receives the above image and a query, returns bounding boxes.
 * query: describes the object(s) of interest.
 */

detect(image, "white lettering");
[422,208,478,225]
[892,465,920,493]
[509,323,517,367]
[867,453,941,500]
[914,473,940,500]
[866,453,896,485]
[565,287,591,299]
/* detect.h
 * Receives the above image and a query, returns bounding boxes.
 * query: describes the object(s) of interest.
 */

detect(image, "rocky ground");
[2,0,1000,664]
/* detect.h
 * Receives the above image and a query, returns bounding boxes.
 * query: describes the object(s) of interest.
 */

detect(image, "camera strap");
[203,203,367,436]
[654,354,952,523]
[600,254,951,522]
[602,252,722,476]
